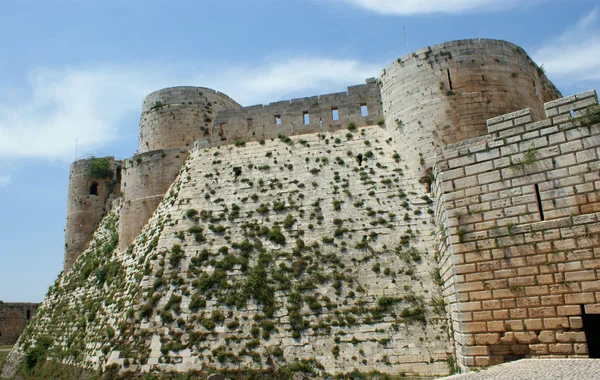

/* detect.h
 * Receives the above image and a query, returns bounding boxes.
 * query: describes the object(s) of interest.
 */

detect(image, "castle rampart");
[380,38,561,172]
[0,303,39,345]
[212,79,382,145]
[118,148,188,251]
[64,157,121,271]
[434,89,600,369]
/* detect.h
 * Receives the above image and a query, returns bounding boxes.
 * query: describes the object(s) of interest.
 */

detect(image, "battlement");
[212,79,382,145]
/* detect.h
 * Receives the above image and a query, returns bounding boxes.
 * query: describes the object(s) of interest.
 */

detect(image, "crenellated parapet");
[212,79,382,145]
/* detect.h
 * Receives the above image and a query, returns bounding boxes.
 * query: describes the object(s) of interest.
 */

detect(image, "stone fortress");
[3,38,600,378]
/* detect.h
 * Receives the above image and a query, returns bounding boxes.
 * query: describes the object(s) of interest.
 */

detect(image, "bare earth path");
[441,359,600,380]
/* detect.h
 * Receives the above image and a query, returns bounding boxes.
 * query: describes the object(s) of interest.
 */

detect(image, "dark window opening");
[26,310,31,320]
[319,118,323,130]
[482,75,485,81]
[581,305,600,358]
[534,184,545,221]
[233,167,242,177]
[360,104,369,117]
[115,166,122,181]
[303,112,310,125]
[331,108,339,121]
[219,123,227,141]
[275,115,282,125]
[447,69,453,90]
[356,153,363,166]
[89,181,99,195]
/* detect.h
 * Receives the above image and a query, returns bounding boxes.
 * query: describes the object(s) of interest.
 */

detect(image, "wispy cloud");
[329,0,545,15]
[0,58,381,162]
[534,9,600,83]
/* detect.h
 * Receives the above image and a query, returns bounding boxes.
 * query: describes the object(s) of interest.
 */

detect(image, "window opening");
[89,181,98,195]
[115,166,122,181]
[26,310,31,320]
[219,123,227,141]
[275,115,282,125]
[233,167,242,177]
[447,69,453,90]
[570,110,575,118]
[360,104,368,117]
[303,111,310,125]
[534,184,545,221]
[581,305,600,358]
[482,75,485,81]
[356,153,363,166]
[319,118,323,130]
[331,108,339,121]
[247,118,254,130]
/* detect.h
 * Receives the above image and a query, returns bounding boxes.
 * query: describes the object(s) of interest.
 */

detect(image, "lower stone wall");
[434,90,600,369]
[0,303,39,345]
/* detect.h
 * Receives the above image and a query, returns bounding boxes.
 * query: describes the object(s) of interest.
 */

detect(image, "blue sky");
[1,0,599,302]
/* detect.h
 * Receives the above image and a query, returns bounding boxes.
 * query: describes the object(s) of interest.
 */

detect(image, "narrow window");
[482,75,485,81]
[569,110,575,118]
[356,153,363,166]
[360,104,369,117]
[331,108,339,121]
[247,118,253,130]
[581,305,600,358]
[275,115,282,125]
[319,118,323,130]
[26,310,31,320]
[534,184,545,221]
[219,123,227,141]
[115,166,122,181]
[447,69,453,90]
[303,111,310,125]
[89,181,98,195]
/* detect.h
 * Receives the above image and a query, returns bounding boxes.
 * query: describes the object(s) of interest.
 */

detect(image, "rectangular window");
[331,108,339,121]
[303,111,310,125]
[275,115,282,125]
[360,104,368,117]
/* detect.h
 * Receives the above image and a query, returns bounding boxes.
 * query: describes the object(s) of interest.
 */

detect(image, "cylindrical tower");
[64,157,121,271]
[138,86,242,153]
[379,39,561,171]
[118,149,188,252]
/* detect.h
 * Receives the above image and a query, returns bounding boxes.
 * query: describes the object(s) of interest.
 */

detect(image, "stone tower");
[64,157,121,271]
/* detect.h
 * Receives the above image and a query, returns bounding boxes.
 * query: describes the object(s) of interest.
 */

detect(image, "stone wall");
[139,87,242,153]
[0,303,39,345]
[212,79,382,146]
[434,90,600,369]
[380,38,562,174]
[119,149,189,251]
[64,157,122,271]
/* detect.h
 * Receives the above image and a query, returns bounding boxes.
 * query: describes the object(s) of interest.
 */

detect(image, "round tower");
[138,86,242,153]
[379,39,561,171]
[119,87,242,251]
[64,157,121,271]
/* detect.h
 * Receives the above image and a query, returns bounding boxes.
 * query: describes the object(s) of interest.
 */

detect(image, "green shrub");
[86,157,113,178]
[268,228,286,245]
[347,122,356,131]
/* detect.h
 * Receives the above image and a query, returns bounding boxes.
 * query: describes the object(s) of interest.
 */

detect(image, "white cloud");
[330,0,543,15]
[0,175,11,187]
[534,9,600,83]
[0,57,381,161]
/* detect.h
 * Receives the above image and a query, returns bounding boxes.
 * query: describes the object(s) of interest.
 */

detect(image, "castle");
[3,38,600,378]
